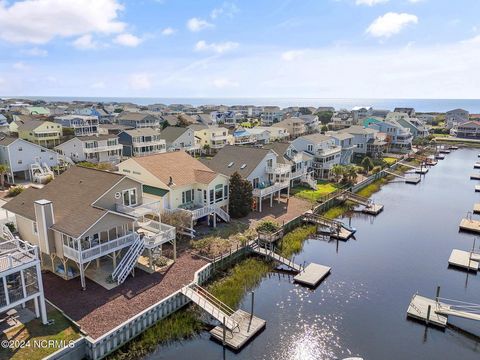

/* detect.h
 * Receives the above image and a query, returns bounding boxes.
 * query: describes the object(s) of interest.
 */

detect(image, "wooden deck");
[293,263,331,287]
[407,294,448,328]
[459,218,480,233]
[405,177,421,184]
[471,174,480,180]
[474,163,480,169]
[475,185,480,192]
[448,249,479,271]
[363,204,384,215]
[474,204,480,214]
[210,309,266,350]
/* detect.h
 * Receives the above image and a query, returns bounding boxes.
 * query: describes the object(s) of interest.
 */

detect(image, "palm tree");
[331,164,344,183]
[0,164,9,190]
[344,165,358,184]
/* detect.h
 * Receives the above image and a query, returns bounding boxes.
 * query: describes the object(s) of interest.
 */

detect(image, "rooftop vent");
[227,162,234,167]
[240,164,246,169]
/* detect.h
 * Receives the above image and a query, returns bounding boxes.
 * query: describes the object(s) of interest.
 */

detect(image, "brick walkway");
[43,251,207,339]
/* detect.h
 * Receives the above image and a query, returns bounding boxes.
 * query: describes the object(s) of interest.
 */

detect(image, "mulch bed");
[43,251,207,339]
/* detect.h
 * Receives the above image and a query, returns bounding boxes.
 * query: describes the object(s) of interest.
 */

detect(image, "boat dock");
[473,204,480,214]
[303,212,355,240]
[459,217,480,233]
[471,174,480,180]
[448,249,480,271]
[475,185,480,192]
[339,191,384,215]
[384,170,421,184]
[474,162,480,169]
[399,161,429,174]
[435,153,446,160]
[407,294,448,328]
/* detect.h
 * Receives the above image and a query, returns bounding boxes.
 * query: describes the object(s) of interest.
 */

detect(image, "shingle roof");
[2,166,126,238]
[117,112,158,122]
[128,151,219,187]
[201,145,273,178]
[159,127,189,143]
[14,116,50,131]
[263,142,291,164]
[123,128,159,137]
[0,133,19,146]
[300,133,331,142]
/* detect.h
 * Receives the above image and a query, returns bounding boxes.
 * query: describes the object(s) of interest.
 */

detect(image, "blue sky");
[0,0,479,98]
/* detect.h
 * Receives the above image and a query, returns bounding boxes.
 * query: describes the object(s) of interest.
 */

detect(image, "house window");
[18,160,22,164]
[122,188,137,206]
[182,189,194,204]
[18,147,22,151]
[41,149,46,152]
[209,189,214,204]
[215,184,223,203]
[32,222,38,235]
[307,144,313,152]
[224,185,228,200]
[266,159,273,167]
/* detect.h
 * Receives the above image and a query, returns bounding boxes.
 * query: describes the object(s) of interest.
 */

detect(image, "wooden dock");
[293,263,331,287]
[407,294,448,328]
[474,204,480,214]
[210,309,266,350]
[363,203,384,215]
[303,213,355,240]
[405,176,421,184]
[474,163,480,169]
[435,154,445,160]
[459,218,480,233]
[475,185,480,192]
[340,191,384,215]
[448,249,479,271]
[471,174,480,180]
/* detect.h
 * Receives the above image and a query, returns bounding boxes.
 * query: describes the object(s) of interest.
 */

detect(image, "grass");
[323,204,351,220]
[107,307,204,360]
[382,157,397,166]
[0,309,81,360]
[356,177,389,198]
[208,258,271,308]
[278,225,316,258]
[291,182,339,202]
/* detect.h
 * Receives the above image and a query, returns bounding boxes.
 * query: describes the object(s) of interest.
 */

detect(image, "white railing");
[290,167,307,179]
[252,181,289,197]
[84,144,123,153]
[116,199,161,218]
[137,220,176,248]
[214,206,230,222]
[136,122,160,128]
[266,164,291,175]
[210,142,226,149]
[112,234,144,285]
[235,137,255,145]
[317,146,341,157]
[63,232,136,263]
[0,236,38,274]
[132,140,165,147]
[191,205,216,220]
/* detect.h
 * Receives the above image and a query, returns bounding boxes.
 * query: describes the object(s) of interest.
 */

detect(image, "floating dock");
[471,174,480,180]
[405,176,421,184]
[210,309,266,350]
[415,167,429,174]
[407,294,448,328]
[448,249,480,271]
[474,163,480,169]
[303,213,355,240]
[474,204,480,214]
[459,218,480,233]
[339,191,384,216]
[293,263,331,287]
[435,154,445,160]
[363,203,384,215]
[475,185,480,192]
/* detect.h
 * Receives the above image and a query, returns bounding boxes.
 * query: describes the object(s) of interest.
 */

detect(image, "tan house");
[275,117,306,139]
[2,166,176,290]
[117,151,230,235]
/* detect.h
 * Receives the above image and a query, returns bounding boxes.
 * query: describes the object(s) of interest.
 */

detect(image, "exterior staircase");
[112,233,145,285]
[301,173,317,190]
[214,206,230,222]
[249,242,302,272]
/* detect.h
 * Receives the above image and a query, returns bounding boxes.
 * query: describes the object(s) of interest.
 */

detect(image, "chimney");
[34,199,55,255]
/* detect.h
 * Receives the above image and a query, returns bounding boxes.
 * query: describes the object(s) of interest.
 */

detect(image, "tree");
[321,125,329,133]
[0,164,9,190]
[229,172,253,218]
[316,111,334,124]
[343,165,358,184]
[361,156,374,174]
[331,164,344,183]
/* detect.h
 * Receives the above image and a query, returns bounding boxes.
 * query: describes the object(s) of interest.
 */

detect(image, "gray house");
[159,127,199,153]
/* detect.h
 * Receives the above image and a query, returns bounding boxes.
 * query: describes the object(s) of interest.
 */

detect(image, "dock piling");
[426,305,431,324]
[435,286,441,303]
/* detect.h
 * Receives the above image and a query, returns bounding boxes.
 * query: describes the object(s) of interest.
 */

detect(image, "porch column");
[35,263,48,324]
[259,196,262,213]
[270,193,273,207]
[278,190,281,204]
[173,238,177,261]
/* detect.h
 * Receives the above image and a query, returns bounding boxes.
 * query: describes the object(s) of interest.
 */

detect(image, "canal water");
[149,148,480,360]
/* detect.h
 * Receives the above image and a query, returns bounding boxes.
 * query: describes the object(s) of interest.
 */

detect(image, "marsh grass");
[278,225,316,258]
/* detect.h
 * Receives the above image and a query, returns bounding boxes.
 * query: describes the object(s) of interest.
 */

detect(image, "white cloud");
[356,0,388,6]
[113,33,143,47]
[128,73,152,91]
[21,47,48,57]
[211,2,239,19]
[13,62,29,70]
[187,18,214,32]
[0,0,125,44]
[366,12,418,38]
[281,50,304,61]
[72,34,98,49]
[195,40,238,54]
[161,27,176,36]
[213,78,239,88]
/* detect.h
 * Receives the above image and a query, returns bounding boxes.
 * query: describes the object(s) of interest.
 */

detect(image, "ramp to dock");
[384,170,421,184]
[250,243,303,272]
[340,191,384,215]
[303,213,354,240]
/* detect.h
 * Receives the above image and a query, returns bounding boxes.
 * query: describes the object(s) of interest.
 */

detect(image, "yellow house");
[189,124,229,151]
[11,115,63,148]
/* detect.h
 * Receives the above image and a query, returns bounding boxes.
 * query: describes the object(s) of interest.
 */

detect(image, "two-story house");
[325,132,355,164]
[159,127,199,153]
[116,112,161,129]
[54,115,99,137]
[292,134,342,179]
[446,109,470,129]
[0,134,58,184]
[329,110,354,130]
[338,125,382,157]
[260,106,284,126]
[190,125,229,152]
[55,134,123,164]
[366,120,413,153]
[204,146,291,212]
[2,166,176,290]
[275,117,306,139]
[10,116,63,148]
[118,128,166,157]
[450,121,480,139]
[117,151,230,233]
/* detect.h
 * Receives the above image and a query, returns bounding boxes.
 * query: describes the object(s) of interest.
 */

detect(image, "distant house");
[0,134,58,184]
[25,106,50,116]
[325,132,355,164]
[450,121,480,139]
[190,125,229,151]
[118,128,166,157]
[393,107,416,117]
[10,115,63,148]
[116,112,161,129]
[298,114,320,133]
[260,106,284,126]
[366,121,412,153]
[159,127,199,153]
[55,135,123,164]
[275,117,306,139]
[337,125,382,157]
[351,106,373,123]
[203,145,291,212]
[329,110,354,130]
[292,134,342,179]
[98,124,134,135]
[446,109,469,129]
[54,115,99,137]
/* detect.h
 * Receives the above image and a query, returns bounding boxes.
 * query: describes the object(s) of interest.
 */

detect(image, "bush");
[256,220,280,233]
[5,222,16,233]
[372,166,382,174]
[7,185,25,197]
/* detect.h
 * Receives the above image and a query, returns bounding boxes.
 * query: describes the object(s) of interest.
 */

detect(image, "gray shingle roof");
[159,127,188,143]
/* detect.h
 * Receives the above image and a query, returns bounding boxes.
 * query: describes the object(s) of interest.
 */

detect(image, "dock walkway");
[340,191,384,215]
[303,213,354,240]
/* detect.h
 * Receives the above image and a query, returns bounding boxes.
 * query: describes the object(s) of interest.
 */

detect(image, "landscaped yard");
[382,157,397,166]
[0,308,81,360]
[291,182,340,202]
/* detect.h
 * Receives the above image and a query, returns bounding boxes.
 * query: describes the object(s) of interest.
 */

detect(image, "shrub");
[256,220,280,233]
[7,185,25,197]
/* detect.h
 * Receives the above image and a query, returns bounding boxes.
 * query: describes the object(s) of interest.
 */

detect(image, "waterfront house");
[292,134,342,179]
[366,120,413,153]
[159,126,199,153]
[118,128,166,157]
[116,112,161,129]
[275,117,307,139]
[2,166,176,290]
[446,109,470,129]
[325,132,355,164]
[393,107,416,117]
[203,145,291,212]
[190,124,229,152]
[0,134,58,184]
[54,115,99,137]
[117,151,230,232]
[10,116,63,148]
[55,134,123,164]
[450,121,480,139]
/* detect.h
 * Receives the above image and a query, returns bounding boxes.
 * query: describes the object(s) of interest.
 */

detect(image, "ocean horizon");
[3,96,480,113]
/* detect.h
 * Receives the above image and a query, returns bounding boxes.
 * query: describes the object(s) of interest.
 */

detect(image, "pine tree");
[229,172,253,218]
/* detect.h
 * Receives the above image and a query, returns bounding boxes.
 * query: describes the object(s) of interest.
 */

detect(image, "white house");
[55,135,123,164]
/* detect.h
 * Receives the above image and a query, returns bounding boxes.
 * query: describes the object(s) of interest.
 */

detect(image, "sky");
[0,0,480,99]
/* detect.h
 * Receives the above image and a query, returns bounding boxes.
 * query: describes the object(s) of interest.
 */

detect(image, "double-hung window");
[123,188,137,207]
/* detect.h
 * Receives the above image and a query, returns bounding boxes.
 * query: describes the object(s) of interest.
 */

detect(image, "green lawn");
[382,157,397,166]
[0,309,81,360]
[291,182,339,202]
